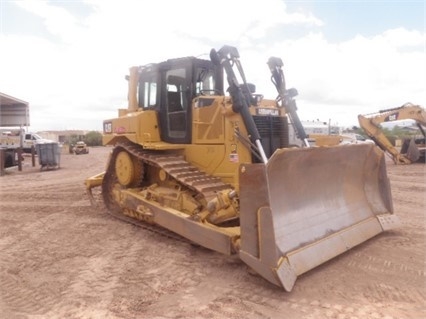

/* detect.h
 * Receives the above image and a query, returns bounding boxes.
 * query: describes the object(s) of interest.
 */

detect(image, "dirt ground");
[0,146,424,319]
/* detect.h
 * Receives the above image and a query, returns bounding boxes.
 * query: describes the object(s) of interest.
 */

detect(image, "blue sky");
[295,1,425,41]
[0,0,425,131]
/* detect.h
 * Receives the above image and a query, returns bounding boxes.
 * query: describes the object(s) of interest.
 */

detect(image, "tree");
[85,131,103,146]
[379,125,417,146]
[68,134,80,145]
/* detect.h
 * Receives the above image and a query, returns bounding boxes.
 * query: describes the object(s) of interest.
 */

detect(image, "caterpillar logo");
[385,113,399,122]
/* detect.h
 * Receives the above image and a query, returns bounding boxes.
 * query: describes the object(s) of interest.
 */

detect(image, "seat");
[167,91,182,112]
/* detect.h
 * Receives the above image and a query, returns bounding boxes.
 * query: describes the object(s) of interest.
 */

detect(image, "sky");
[0,0,425,132]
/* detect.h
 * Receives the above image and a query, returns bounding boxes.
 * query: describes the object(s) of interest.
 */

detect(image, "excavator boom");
[358,103,426,164]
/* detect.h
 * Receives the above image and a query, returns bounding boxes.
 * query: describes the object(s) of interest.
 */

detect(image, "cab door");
[159,66,192,144]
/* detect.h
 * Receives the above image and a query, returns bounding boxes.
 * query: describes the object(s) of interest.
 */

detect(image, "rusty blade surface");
[239,144,396,291]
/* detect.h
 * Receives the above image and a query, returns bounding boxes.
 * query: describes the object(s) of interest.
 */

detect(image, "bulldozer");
[358,103,426,164]
[86,45,399,291]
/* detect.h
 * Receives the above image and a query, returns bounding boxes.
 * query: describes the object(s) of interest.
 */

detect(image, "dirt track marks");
[0,149,425,318]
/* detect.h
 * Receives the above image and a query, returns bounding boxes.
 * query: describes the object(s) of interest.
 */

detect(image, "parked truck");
[0,130,53,153]
[73,141,89,155]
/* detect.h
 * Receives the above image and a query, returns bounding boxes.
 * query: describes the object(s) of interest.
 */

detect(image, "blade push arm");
[210,45,269,163]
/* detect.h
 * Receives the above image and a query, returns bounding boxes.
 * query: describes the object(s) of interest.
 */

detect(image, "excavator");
[358,103,426,164]
[86,45,399,291]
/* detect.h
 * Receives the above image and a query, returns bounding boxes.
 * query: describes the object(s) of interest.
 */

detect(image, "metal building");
[0,92,29,127]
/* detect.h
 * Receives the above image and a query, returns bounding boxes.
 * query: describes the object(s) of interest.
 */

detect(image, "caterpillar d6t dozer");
[86,45,399,291]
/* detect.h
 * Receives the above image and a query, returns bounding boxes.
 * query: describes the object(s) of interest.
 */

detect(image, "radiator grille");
[253,115,289,162]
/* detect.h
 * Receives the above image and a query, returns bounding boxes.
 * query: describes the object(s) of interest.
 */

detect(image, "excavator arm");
[358,103,426,164]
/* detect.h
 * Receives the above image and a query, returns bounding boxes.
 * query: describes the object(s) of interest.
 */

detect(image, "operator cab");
[137,57,223,144]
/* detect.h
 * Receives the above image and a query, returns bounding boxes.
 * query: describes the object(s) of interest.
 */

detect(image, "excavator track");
[101,141,233,242]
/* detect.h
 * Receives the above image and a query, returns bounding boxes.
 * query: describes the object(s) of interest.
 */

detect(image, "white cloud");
[245,28,426,126]
[82,0,322,43]
[14,0,87,43]
[0,1,424,131]
[377,27,425,48]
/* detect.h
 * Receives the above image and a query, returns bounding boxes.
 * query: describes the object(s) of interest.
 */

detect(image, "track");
[104,141,231,202]
[99,141,235,243]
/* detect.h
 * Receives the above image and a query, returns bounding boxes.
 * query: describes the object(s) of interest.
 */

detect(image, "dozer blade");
[238,143,399,291]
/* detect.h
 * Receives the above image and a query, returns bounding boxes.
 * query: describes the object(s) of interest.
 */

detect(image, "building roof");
[0,92,30,127]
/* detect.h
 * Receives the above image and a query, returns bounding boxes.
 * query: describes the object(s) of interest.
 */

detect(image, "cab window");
[138,73,158,109]
[165,68,187,138]
[195,67,216,95]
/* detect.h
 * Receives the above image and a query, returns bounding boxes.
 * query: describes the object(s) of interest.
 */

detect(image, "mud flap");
[238,144,399,291]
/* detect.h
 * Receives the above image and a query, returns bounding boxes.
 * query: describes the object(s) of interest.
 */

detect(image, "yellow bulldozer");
[86,45,399,291]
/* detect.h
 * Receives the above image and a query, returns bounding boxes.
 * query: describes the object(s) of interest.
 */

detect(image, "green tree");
[349,126,370,138]
[379,125,416,146]
[68,134,80,145]
[85,131,103,146]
